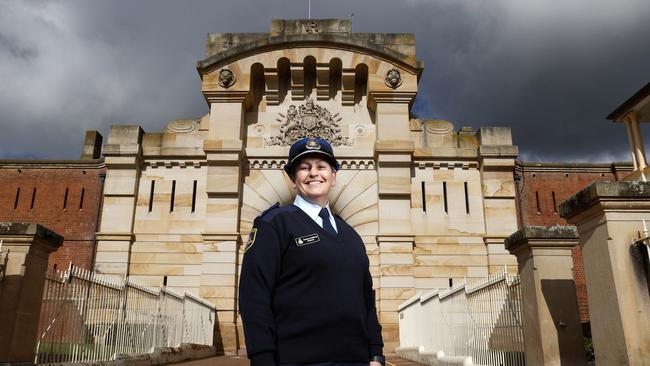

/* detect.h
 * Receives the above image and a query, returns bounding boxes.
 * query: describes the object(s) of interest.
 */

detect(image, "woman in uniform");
[239,137,384,366]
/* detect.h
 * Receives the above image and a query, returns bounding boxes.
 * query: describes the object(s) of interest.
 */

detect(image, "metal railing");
[35,265,215,364]
[399,271,524,366]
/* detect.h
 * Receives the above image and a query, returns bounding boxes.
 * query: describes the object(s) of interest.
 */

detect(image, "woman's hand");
[370,361,383,366]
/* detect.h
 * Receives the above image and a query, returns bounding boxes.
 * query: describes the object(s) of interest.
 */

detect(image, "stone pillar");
[478,127,519,273]
[624,119,639,170]
[504,226,585,366]
[201,234,240,355]
[376,235,414,352]
[627,112,647,170]
[80,130,103,160]
[370,91,416,352]
[202,92,249,354]
[94,126,144,277]
[370,92,416,236]
[560,181,650,365]
[0,223,63,364]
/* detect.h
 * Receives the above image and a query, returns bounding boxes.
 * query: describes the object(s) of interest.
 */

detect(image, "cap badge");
[306,140,321,150]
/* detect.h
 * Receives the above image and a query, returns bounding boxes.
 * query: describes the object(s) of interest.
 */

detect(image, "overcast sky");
[1,0,649,162]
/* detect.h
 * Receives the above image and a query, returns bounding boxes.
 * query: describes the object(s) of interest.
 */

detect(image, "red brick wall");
[0,163,105,270]
[515,164,624,324]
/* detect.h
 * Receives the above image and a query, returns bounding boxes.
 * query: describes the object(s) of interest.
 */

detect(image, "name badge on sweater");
[295,233,320,246]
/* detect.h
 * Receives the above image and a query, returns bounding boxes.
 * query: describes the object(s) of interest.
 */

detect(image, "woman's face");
[291,156,337,207]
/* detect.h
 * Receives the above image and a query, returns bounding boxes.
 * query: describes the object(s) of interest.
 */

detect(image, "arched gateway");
[94,19,519,353]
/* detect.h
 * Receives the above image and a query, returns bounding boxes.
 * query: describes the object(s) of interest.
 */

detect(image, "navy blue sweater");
[239,204,383,366]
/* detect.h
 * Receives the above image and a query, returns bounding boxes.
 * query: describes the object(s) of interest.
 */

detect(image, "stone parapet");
[199,19,422,73]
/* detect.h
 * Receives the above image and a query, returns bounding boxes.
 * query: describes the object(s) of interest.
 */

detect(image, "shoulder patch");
[243,228,257,253]
[258,202,280,219]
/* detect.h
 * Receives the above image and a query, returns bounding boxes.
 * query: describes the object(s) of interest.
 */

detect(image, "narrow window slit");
[30,188,36,209]
[449,278,453,287]
[14,188,20,210]
[535,191,541,214]
[421,181,427,212]
[79,188,85,210]
[149,180,155,213]
[552,191,557,213]
[170,180,176,212]
[443,182,448,214]
[191,180,197,213]
[63,188,69,209]
[464,182,470,214]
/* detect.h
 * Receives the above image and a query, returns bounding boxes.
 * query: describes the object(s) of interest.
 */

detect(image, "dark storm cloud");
[0,0,649,162]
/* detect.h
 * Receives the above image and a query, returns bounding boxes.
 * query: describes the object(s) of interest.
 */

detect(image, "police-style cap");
[284,137,340,174]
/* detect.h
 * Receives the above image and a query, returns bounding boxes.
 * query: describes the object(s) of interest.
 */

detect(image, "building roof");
[607,82,650,122]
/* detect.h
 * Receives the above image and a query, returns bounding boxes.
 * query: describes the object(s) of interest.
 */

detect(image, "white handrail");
[34,265,216,364]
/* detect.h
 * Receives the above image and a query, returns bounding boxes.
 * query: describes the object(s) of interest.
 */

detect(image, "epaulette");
[257,202,280,219]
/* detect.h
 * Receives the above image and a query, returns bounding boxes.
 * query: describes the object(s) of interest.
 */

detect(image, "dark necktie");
[318,207,337,236]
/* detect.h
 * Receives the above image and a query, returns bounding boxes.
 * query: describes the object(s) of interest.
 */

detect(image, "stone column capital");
[0,222,63,255]
[367,91,417,111]
[559,181,650,222]
[505,226,579,257]
[203,91,251,107]
[374,140,415,154]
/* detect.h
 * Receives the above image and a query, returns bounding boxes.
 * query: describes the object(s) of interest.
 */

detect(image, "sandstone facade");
[81,19,519,353]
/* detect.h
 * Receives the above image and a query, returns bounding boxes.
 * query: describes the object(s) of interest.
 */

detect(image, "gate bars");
[35,265,215,364]
[398,271,524,366]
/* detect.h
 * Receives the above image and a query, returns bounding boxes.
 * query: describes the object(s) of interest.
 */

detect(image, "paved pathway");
[174,354,425,366]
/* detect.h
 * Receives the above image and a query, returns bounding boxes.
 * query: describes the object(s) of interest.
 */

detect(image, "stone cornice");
[197,35,423,76]
[515,160,634,174]
[478,145,519,159]
[0,159,105,169]
[95,232,135,241]
[375,140,415,153]
[247,159,376,170]
[144,160,206,169]
[202,90,251,106]
[367,91,418,111]
[376,235,415,242]
[414,161,479,170]
[504,226,579,253]
[202,233,241,242]
[560,181,650,220]
[0,222,64,247]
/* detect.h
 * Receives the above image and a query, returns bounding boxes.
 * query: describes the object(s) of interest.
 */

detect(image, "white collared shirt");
[293,194,338,233]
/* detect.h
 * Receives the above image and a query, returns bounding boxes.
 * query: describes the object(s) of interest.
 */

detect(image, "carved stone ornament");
[218,69,236,88]
[385,68,402,89]
[266,98,352,147]
[165,119,199,134]
[302,21,320,34]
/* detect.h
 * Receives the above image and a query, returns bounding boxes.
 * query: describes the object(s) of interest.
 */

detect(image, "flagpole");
[308,0,311,19]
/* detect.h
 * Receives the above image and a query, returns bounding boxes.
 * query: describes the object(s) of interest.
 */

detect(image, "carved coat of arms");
[266,98,352,146]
